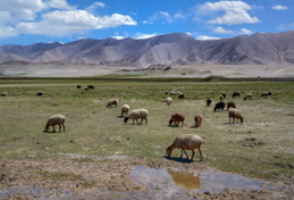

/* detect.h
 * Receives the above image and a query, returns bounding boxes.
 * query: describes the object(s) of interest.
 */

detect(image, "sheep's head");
[169,119,173,126]
[240,117,244,123]
[45,122,50,132]
[268,92,272,96]
[166,146,172,157]
[124,117,129,123]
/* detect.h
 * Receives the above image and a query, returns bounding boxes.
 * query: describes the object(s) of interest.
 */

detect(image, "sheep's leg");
[59,124,61,133]
[52,126,56,133]
[62,123,65,132]
[136,119,139,125]
[180,150,183,158]
[183,149,189,159]
[145,117,148,124]
[229,117,231,124]
[198,148,203,162]
[140,118,144,124]
[132,119,135,125]
[191,150,195,161]
[233,117,235,123]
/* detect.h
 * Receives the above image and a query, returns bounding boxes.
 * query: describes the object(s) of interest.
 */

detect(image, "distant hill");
[1,31,294,67]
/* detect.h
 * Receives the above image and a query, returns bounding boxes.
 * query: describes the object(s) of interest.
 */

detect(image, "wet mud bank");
[0,157,293,200]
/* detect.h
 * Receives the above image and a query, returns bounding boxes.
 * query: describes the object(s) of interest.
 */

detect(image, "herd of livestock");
[0,86,272,162]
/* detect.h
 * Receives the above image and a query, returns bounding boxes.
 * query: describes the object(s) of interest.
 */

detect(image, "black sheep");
[232,91,241,98]
[214,102,225,112]
[206,99,212,107]
[261,92,271,97]
[77,85,81,89]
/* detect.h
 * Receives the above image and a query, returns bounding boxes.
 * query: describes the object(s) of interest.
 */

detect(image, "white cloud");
[112,32,124,40]
[15,10,137,36]
[213,26,232,34]
[144,11,173,24]
[186,32,196,36]
[272,5,288,10]
[174,11,185,19]
[0,25,18,38]
[196,35,221,41]
[86,2,105,12]
[135,33,158,40]
[240,28,252,34]
[196,1,261,25]
[143,20,153,24]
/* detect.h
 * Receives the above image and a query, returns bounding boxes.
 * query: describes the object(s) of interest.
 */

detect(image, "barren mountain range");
[1,30,294,67]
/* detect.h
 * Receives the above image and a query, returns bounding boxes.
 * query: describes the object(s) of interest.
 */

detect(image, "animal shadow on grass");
[164,156,194,163]
[43,130,61,134]
[117,116,125,118]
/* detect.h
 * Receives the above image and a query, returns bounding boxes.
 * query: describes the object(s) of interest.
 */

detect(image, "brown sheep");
[169,112,185,127]
[166,134,203,161]
[178,94,185,99]
[194,114,203,128]
[221,93,227,98]
[228,108,244,124]
[227,102,236,111]
[107,99,118,108]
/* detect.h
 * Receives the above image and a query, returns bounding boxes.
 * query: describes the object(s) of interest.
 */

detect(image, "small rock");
[204,191,210,195]
[44,148,50,151]
[127,137,130,140]
[93,111,95,114]
[248,131,252,133]
[70,140,75,143]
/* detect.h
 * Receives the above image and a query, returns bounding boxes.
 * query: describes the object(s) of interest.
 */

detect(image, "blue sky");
[0,0,293,45]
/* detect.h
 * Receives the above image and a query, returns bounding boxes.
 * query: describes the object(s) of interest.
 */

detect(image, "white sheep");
[219,94,224,101]
[1,92,8,97]
[121,104,130,116]
[124,109,149,125]
[244,93,252,101]
[161,97,173,106]
[228,108,244,124]
[45,114,66,133]
[166,134,203,161]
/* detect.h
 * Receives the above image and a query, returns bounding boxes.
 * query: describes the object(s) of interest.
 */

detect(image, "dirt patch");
[0,158,293,200]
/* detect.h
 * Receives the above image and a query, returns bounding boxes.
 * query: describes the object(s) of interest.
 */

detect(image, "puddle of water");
[1,167,281,200]
[129,167,277,194]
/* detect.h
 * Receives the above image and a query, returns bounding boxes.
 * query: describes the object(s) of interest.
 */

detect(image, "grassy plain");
[0,78,294,182]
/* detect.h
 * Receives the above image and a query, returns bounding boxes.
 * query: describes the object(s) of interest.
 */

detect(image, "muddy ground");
[1,157,293,200]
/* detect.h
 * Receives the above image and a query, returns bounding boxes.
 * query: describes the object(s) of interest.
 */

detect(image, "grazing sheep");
[77,85,81,89]
[37,92,43,96]
[178,94,185,99]
[194,114,203,128]
[206,99,212,107]
[220,93,227,98]
[124,109,149,125]
[169,91,177,95]
[244,93,252,101]
[88,85,94,89]
[227,101,236,111]
[219,94,224,101]
[214,102,225,112]
[161,97,173,106]
[169,112,185,127]
[45,114,66,133]
[121,104,130,116]
[228,108,244,124]
[166,134,203,161]
[107,99,118,108]
[1,92,8,96]
[261,91,272,97]
[232,91,241,98]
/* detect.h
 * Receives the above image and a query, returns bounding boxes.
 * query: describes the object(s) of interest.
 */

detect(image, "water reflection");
[168,169,201,190]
